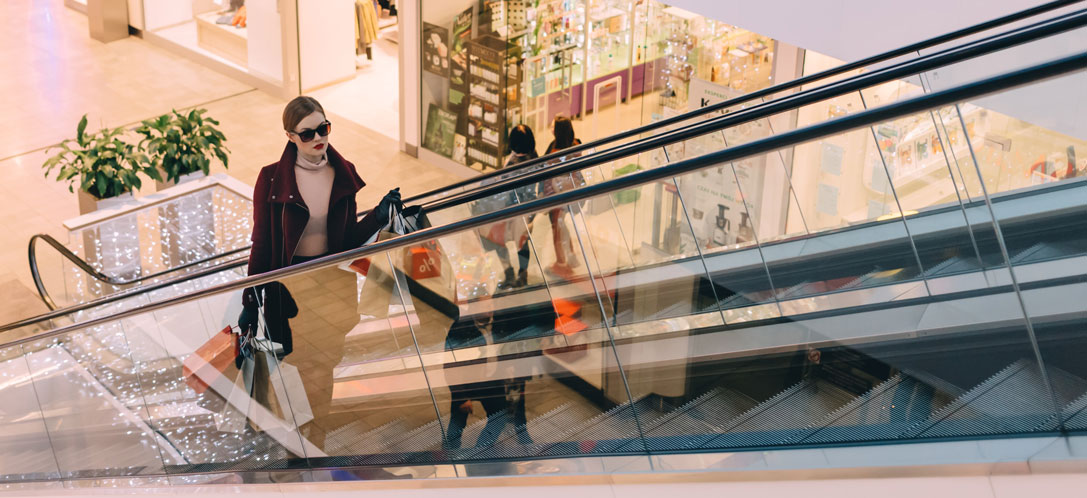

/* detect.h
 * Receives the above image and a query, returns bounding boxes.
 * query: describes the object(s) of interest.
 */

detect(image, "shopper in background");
[239,95,402,447]
[474,124,540,289]
[543,115,586,276]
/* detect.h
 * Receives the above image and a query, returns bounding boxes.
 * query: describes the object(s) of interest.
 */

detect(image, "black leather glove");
[373,187,403,224]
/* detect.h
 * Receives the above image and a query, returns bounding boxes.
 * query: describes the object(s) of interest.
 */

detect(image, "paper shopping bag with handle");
[182,326,239,394]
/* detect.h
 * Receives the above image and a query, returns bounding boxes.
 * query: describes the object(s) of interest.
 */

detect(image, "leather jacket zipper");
[284,202,310,266]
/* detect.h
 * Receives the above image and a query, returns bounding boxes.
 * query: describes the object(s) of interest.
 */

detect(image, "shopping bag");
[400,204,432,233]
[405,242,442,279]
[483,221,508,246]
[268,361,314,428]
[217,354,254,433]
[399,206,444,279]
[352,218,402,319]
[182,326,238,394]
[351,228,399,277]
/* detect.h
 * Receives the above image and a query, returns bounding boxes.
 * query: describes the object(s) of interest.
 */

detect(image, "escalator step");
[623,387,758,452]
[908,360,1087,438]
[700,380,854,450]
[535,397,660,456]
[1061,392,1087,430]
[795,374,953,445]
[325,418,410,457]
[358,419,444,465]
[465,401,596,460]
[1010,242,1066,264]
[921,256,981,278]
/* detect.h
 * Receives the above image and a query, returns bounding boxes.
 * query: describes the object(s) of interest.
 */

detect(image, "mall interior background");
[1,0,1085,495]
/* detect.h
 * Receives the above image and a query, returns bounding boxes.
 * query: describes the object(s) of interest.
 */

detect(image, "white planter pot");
[77,190,136,215]
[155,170,207,192]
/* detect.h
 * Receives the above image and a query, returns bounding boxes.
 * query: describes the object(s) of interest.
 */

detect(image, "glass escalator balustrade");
[42,184,253,312]
[4,28,1087,481]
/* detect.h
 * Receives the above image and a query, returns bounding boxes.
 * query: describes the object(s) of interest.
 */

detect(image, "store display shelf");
[886,143,973,189]
[63,0,87,14]
[194,11,247,67]
[590,7,626,22]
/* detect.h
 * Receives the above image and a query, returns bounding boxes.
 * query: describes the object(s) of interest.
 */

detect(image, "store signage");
[449,7,473,90]
[687,77,742,112]
[423,104,458,158]
[531,76,546,97]
[673,78,766,251]
[423,23,450,77]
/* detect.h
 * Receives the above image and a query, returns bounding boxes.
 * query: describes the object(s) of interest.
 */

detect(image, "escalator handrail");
[3,52,1082,348]
[14,12,1087,328]
[27,233,249,310]
[391,0,1083,205]
[28,5,1085,309]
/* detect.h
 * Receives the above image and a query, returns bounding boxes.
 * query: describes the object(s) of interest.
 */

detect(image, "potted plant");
[43,115,160,214]
[136,108,230,190]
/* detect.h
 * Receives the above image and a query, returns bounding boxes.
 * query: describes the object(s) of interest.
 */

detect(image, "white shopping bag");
[268,360,314,428]
[217,356,255,433]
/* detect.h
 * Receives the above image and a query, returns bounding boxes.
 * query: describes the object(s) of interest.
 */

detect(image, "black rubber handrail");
[13,10,1086,330]
[27,233,249,310]
[27,2,1082,309]
[3,51,1082,348]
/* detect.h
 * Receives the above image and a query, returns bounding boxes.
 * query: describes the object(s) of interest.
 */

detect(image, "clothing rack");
[355,0,379,60]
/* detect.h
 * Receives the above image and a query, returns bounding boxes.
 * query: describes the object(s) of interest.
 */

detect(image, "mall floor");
[0,0,460,323]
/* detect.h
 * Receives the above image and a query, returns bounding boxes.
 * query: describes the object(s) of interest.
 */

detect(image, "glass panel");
[857,83,1003,293]
[23,330,169,478]
[39,186,251,310]
[142,289,303,473]
[767,97,926,308]
[956,72,1087,428]
[917,25,1087,98]
[606,144,1060,457]
[306,253,445,470]
[0,346,61,480]
[401,214,645,463]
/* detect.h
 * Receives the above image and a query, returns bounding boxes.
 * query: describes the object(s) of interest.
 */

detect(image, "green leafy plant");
[136,108,229,184]
[42,115,157,199]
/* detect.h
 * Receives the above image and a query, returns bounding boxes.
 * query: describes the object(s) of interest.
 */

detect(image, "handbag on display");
[182,325,239,394]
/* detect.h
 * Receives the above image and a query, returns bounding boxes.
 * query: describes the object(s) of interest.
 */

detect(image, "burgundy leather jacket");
[243,142,384,308]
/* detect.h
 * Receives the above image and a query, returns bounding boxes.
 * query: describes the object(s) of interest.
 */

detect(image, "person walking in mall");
[474,124,540,289]
[238,95,402,448]
[542,115,586,277]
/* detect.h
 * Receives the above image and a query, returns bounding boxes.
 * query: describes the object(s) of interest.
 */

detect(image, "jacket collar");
[268,142,365,206]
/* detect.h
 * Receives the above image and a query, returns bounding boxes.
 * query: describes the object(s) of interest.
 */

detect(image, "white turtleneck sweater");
[294,152,335,257]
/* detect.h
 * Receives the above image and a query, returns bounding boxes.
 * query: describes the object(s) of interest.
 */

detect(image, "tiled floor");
[0,0,459,321]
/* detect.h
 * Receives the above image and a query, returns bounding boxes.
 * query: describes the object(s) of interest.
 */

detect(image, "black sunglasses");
[291,121,332,142]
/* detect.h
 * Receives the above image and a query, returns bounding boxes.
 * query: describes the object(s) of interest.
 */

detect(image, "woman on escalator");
[238,95,402,447]
[475,124,539,290]
[542,115,586,277]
